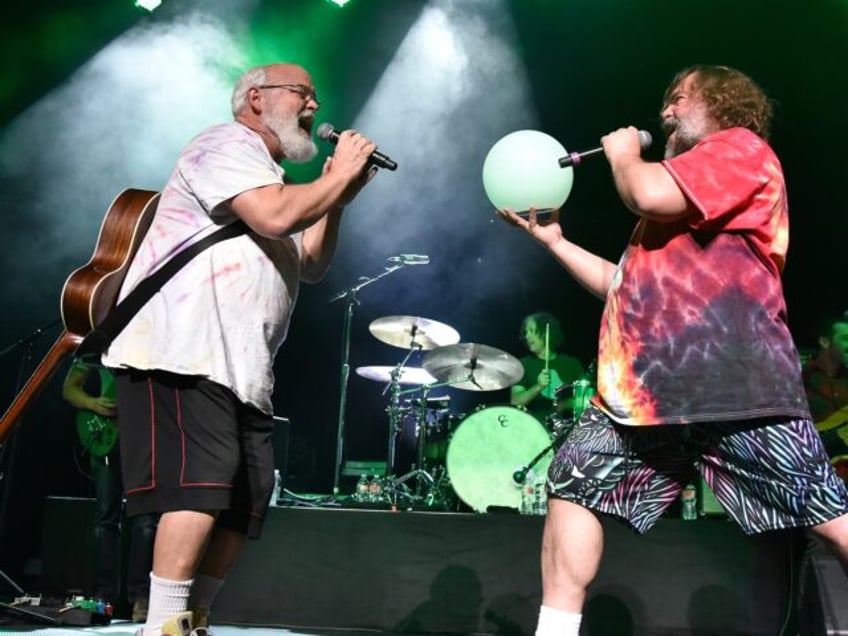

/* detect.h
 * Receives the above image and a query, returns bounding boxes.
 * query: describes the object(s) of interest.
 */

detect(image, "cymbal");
[369,315,460,351]
[355,365,437,385]
[423,343,523,391]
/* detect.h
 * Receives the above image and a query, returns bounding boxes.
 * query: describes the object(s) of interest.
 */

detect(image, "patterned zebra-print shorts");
[547,404,848,534]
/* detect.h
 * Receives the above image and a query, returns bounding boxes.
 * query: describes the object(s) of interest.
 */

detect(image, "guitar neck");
[0,332,80,444]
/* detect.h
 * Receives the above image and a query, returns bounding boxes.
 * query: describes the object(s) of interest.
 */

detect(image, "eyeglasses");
[256,84,320,106]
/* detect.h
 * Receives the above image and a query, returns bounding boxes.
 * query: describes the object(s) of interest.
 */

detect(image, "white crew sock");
[142,572,193,635]
[536,604,582,636]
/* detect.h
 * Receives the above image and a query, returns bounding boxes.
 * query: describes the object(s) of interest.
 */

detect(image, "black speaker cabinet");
[800,539,848,635]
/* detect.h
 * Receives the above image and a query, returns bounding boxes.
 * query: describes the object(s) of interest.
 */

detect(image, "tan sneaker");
[191,608,209,627]
[189,608,211,636]
[160,610,194,636]
[132,598,149,623]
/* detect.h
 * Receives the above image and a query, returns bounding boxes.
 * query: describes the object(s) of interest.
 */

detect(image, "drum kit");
[353,314,595,513]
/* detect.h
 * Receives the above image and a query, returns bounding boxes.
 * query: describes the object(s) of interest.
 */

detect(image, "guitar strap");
[75,220,249,360]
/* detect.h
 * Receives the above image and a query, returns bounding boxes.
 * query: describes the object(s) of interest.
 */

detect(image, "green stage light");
[134,0,162,12]
[325,0,352,7]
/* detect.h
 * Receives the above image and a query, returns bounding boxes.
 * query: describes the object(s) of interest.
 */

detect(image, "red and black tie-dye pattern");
[595,128,809,425]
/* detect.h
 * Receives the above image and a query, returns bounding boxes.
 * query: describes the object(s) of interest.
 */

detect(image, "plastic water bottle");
[681,483,698,520]
[272,469,281,505]
[355,474,370,502]
[368,475,383,503]
[533,479,548,515]
[520,472,535,514]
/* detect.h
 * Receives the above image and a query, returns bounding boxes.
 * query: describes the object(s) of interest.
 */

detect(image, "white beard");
[267,110,318,163]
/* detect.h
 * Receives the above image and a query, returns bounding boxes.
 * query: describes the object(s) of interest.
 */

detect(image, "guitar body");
[61,189,160,335]
[76,410,118,458]
[0,189,160,445]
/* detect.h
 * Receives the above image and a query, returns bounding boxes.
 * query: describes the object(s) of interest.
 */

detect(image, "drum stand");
[383,378,454,509]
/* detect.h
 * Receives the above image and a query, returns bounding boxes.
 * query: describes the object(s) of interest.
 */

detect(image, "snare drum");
[446,405,553,512]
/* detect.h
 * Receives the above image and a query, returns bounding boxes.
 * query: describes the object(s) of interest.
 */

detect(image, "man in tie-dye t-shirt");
[498,65,848,636]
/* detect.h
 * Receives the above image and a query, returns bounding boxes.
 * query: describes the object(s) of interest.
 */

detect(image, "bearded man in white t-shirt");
[103,62,380,636]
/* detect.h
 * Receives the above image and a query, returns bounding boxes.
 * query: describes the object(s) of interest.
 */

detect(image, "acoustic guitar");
[0,189,160,445]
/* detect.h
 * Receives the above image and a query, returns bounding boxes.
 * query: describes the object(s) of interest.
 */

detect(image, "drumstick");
[544,323,550,382]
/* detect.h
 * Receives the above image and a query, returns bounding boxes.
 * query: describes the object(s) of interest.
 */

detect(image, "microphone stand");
[512,425,572,487]
[0,318,62,599]
[328,262,409,498]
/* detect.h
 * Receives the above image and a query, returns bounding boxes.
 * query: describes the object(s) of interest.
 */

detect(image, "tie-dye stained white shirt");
[103,122,302,414]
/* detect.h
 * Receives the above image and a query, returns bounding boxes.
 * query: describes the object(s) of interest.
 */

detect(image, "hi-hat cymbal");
[369,315,460,351]
[423,343,523,391]
[355,365,437,385]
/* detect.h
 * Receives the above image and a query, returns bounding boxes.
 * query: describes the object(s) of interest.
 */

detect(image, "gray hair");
[231,66,268,116]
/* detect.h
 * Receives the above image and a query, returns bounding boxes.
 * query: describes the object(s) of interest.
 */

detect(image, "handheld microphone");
[317,123,398,171]
[386,254,430,265]
[559,130,652,168]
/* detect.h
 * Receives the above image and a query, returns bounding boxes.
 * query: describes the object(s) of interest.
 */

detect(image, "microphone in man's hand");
[316,123,398,171]
[558,130,652,168]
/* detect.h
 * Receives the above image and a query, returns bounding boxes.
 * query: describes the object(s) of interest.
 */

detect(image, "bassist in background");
[803,314,848,482]
[62,359,157,622]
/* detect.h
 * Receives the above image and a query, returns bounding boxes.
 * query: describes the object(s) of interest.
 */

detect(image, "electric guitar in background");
[0,189,160,445]
[75,410,118,457]
[815,405,848,483]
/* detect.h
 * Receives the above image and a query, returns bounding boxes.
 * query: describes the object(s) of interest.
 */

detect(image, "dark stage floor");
[14,499,848,635]
[0,624,418,636]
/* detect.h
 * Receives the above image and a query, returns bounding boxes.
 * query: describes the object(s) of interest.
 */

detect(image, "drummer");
[510,312,586,426]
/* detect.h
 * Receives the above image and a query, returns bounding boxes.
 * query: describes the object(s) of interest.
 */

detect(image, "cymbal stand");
[413,385,430,481]
[382,349,420,478]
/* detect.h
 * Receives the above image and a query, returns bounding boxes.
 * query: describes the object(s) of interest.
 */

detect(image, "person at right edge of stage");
[803,313,848,482]
[497,64,848,635]
[102,62,380,636]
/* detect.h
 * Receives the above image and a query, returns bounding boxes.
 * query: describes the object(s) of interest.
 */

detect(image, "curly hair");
[662,65,774,139]
[520,312,564,351]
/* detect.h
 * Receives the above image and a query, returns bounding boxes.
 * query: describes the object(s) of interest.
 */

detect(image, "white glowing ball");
[482,130,574,213]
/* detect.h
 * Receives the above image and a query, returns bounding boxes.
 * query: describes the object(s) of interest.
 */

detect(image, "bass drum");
[446,405,553,513]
